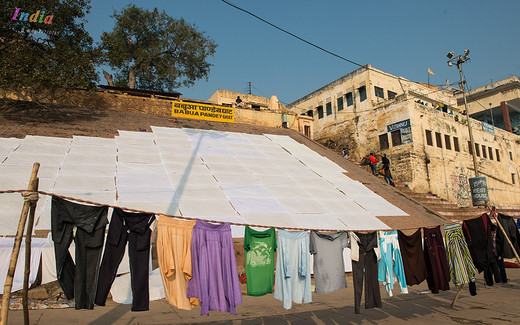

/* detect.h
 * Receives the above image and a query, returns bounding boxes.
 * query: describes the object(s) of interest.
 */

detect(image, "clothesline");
[0,189,502,233]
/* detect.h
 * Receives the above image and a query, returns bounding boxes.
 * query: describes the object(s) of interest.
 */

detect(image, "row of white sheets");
[0,128,407,236]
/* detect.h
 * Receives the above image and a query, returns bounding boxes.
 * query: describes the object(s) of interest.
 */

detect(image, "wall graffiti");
[450,166,471,207]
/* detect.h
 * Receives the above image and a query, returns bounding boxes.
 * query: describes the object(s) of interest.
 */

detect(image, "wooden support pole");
[451,283,465,308]
[23,178,39,325]
[0,163,40,325]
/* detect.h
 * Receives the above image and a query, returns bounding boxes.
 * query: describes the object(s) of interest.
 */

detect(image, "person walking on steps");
[382,154,395,186]
[369,153,378,175]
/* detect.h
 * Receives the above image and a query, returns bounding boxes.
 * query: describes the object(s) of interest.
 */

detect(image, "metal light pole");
[447,50,490,206]
[447,50,479,177]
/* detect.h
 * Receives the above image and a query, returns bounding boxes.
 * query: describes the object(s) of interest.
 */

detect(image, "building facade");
[288,65,520,207]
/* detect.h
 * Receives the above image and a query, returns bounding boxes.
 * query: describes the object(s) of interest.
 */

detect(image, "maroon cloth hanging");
[423,226,450,293]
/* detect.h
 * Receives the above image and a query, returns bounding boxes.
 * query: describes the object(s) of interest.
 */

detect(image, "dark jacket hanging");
[462,213,501,286]
[496,213,520,259]
[51,196,108,310]
[95,208,156,311]
[423,226,450,293]
[397,229,428,286]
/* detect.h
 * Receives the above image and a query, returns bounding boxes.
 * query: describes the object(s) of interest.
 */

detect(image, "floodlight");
[447,51,454,59]
[464,49,470,55]
[448,61,453,66]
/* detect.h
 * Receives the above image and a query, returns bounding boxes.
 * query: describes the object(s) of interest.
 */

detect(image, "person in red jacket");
[368,153,378,175]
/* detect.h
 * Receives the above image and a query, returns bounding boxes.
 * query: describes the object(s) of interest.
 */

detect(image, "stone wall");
[1,87,300,131]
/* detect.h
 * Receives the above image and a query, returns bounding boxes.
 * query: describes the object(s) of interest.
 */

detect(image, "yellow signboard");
[172,101,234,123]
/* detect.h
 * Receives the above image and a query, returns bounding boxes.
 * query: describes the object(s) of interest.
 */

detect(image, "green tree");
[0,0,99,91]
[98,5,217,92]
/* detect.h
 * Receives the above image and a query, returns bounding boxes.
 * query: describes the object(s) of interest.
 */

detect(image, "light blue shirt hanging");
[274,229,312,309]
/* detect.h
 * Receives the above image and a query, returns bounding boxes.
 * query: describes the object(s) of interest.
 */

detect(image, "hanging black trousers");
[95,208,155,311]
[51,196,108,310]
[352,232,382,314]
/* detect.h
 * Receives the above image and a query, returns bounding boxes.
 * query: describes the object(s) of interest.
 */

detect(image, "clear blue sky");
[86,0,520,104]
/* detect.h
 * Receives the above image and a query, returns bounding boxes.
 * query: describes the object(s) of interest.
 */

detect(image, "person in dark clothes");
[382,154,395,186]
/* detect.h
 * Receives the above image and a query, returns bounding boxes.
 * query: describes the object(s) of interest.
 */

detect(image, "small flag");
[428,68,435,76]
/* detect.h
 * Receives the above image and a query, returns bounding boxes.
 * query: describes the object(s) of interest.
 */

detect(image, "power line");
[219,0,363,68]
[219,0,452,98]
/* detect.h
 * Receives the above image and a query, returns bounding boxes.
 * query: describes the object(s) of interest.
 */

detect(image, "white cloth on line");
[0,237,46,293]
[110,268,165,304]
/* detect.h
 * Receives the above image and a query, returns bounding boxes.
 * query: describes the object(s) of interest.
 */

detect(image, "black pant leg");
[54,223,75,300]
[74,226,106,310]
[352,258,364,314]
[497,256,508,283]
[95,214,128,306]
[128,228,152,311]
[365,250,382,310]
[491,258,502,284]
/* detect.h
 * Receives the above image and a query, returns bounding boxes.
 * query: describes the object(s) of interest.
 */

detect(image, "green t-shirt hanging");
[244,226,277,296]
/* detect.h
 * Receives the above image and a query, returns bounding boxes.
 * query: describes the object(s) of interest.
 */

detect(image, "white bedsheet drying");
[0,237,46,292]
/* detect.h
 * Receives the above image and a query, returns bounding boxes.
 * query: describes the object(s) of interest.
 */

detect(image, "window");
[326,102,332,116]
[444,135,451,150]
[426,130,433,146]
[453,137,460,152]
[488,147,493,160]
[379,134,389,150]
[475,143,480,157]
[391,130,402,146]
[358,86,367,102]
[306,109,313,117]
[510,151,513,160]
[482,145,487,158]
[317,105,324,119]
[337,97,344,111]
[388,90,397,100]
[435,132,442,148]
[346,92,353,106]
[513,173,516,185]
[375,86,384,99]
[304,125,311,137]
[496,149,500,162]
[468,141,473,155]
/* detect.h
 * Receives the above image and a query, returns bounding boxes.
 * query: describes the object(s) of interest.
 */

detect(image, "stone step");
[413,198,455,206]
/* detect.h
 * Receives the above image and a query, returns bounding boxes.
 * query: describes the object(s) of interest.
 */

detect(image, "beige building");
[208,89,313,135]
[456,76,520,134]
[288,65,520,207]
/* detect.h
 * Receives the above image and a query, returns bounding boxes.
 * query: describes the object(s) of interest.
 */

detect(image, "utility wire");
[219,0,363,68]
[219,0,454,104]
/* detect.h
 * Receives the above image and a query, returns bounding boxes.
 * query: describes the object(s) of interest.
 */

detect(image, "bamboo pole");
[0,162,40,325]
[22,178,39,325]
[451,284,465,308]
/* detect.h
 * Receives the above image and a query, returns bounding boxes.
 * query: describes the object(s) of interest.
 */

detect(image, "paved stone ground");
[5,269,520,324]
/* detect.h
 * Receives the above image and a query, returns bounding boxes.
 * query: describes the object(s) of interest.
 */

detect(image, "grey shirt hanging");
[309,231,348,294]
